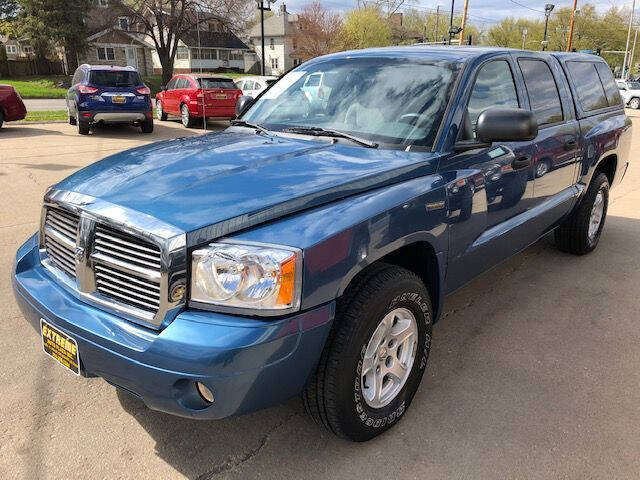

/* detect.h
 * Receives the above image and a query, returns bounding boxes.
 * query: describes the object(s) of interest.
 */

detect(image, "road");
[1,117,639,479]
[22,99,67,111]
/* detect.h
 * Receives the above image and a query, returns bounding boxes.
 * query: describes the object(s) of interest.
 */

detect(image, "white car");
[235,76,278,97]
[616,80,640,109]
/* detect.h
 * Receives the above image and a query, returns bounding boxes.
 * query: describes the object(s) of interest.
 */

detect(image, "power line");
[508,0,545,14]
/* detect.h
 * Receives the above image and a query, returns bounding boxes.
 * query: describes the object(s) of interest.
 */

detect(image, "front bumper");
[13,234,334,419]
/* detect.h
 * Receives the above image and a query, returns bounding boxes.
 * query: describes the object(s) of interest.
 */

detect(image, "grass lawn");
[23,110,67,122]
[0,76,68,99]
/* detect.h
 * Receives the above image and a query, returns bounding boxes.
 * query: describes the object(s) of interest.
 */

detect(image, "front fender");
[231,174,449,312]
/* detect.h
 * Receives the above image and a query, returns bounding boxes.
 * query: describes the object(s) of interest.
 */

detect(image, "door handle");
[564,139,578,151]
[511,155,531,170]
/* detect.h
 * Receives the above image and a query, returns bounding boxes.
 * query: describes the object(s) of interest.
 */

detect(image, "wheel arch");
[594,154,617,187]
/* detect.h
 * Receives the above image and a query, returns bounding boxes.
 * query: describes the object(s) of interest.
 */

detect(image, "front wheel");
[68,105,77,126]
[555,172,609,255]
[181,104,194,128]
[303,264,432,441]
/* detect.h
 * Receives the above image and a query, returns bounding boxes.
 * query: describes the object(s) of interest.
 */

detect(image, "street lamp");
[542,3,554,51]
[255,0,276,75]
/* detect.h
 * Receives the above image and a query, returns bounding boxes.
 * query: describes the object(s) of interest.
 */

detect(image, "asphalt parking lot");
[1,116,639,480]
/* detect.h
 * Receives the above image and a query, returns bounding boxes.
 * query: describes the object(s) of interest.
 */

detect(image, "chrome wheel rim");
[588,190,605,241]
[156,102,162,120]
[181,105,189,126]
[361,307,418,409]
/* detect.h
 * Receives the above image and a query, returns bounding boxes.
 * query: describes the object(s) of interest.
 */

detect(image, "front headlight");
[190,242,302,314]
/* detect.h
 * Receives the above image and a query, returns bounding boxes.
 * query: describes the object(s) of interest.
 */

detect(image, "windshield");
[242,57,459,149]
[198,78,237,89]
[89,70,141,87]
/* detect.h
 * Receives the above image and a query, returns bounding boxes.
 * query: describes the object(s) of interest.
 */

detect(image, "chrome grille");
[43,207,79,277]
[92,224,162,314]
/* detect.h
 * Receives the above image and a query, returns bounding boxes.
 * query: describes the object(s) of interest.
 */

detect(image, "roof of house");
[86,28,154,48]
[180,30,249,50]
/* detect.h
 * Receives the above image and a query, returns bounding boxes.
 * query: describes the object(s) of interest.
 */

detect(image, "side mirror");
[235,95,254,117]
[476,108,538,143]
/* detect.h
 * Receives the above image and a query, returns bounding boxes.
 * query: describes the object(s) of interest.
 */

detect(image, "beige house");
[248,4,300,76]
[1,36,35,60]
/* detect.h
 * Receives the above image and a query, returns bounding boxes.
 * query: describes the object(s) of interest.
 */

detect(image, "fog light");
[196,382,214,404]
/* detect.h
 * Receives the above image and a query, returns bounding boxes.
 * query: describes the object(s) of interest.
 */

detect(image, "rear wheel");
[0,110,4,129]
[629,97,640,109]
[181,104,194,128]
[555,172,609,255]
[140,118,154,134]
[303,264,432,441]
[77,119,90,135]
[156,101,167,121]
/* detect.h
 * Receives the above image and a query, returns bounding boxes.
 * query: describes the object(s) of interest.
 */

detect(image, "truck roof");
[312,45,608,65]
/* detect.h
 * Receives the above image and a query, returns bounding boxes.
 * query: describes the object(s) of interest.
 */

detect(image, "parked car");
[13,48,631,442]
[155,74,242,128]
[616,79,640,109]
[0,84,27,128]
[235,76,277,97]
[66,64,153,135]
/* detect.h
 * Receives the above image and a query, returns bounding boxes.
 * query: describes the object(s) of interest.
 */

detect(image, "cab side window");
[566,61,609,112]
[518,59,563,126]
[463,60,519,139]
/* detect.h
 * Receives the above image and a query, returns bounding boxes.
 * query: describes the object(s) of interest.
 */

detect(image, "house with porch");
[1,35,34,60]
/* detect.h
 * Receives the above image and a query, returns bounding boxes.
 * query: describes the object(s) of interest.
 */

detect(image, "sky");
[278,0,633,28]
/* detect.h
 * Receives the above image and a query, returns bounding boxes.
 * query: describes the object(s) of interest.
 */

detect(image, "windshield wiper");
[230,120,272,137]
[283,126,378,148]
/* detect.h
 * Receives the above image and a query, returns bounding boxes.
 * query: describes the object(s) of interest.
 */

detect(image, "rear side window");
[595,63,623,106]
[566,61,608,112]
[467,60,519,128]
[518,59,563,125]
[89,70,141,87]
[198,78,237,89]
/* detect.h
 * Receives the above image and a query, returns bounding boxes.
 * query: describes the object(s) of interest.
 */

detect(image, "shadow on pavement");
[0,125,66,138]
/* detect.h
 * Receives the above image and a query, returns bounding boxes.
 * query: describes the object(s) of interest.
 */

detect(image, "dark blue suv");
[66,64,153,135]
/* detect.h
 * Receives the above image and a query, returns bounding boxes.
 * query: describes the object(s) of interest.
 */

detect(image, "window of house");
[176,47,189,60]
[271,57,279,69]
[117,17,129,31]
[566,61,609,112]
[219,50,229,61]
[518,59,563,126]
[464,60,519,139]
[96,46,115,61]
[229,50,243,61]
[5,45,17,55]
[293,58,301,67]
[270,38,275,50]
[22,46,34,55]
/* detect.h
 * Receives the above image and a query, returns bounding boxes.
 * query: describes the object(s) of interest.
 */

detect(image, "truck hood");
[56,131,441,245]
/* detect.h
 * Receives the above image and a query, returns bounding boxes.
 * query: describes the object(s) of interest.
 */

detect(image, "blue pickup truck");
[13,47,631,442]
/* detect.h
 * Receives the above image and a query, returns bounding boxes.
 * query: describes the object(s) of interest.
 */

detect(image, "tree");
[291,1,341,62]
[337,7,391,51]
[122,0,252,84]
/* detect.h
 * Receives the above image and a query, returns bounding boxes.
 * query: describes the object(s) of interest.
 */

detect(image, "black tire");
[0,110,4,129]
[140,118,154,134]
[555,172,609,255]
[629,97,640,109]
[156,101,167,121]
[303,264,432,441]
[181,103,194,128]
[68,105,77,126]
[77,120,90,135]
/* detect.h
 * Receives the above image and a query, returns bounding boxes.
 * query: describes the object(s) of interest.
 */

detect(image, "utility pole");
[542,4,554,51]
[622,0,636,80]
[458,0,470,46]
[566,0,578,51]
[448,0,455,45]
[255,1,275,76]
[522,27,528,50]
[629,28,639,80]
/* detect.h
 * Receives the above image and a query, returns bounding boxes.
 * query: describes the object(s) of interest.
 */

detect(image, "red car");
[0,84,27,128]
[155,74,242,128]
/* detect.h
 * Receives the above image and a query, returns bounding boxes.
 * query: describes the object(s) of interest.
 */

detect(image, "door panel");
[444,58,538,293]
